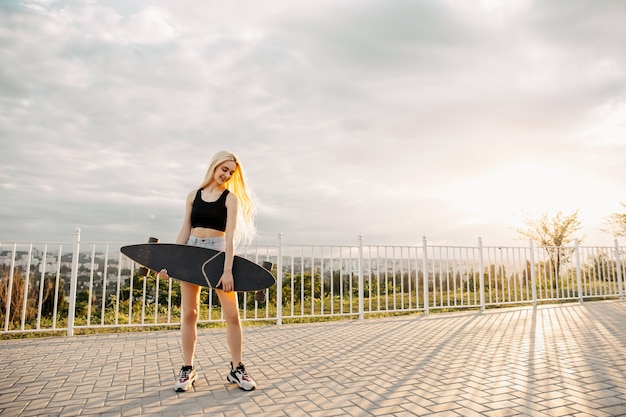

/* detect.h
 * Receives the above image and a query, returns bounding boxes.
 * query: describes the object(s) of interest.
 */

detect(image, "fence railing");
[1,230,624,336]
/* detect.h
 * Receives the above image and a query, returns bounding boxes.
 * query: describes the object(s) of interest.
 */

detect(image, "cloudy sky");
[1,0,625,247]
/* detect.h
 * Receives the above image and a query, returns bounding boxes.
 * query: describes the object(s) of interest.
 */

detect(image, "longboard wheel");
[254,290,266,303]
[137,237,159,277]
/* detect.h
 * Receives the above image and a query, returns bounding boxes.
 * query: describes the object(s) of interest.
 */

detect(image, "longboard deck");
[121,243,275,292]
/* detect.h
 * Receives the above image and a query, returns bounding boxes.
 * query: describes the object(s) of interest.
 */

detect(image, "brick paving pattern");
[1,301,626,416]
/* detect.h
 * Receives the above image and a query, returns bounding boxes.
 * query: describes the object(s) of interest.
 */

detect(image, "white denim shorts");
[186,235,226,251]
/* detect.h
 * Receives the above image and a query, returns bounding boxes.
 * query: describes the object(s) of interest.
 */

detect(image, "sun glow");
[440,162,615,235]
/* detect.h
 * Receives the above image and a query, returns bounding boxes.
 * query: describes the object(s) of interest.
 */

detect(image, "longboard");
[121,243,275,292]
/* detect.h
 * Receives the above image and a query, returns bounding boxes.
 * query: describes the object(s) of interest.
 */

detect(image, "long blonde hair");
[200,150,256,246]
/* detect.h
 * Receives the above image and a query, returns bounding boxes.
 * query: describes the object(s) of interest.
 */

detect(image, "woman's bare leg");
[180,282,201,366]
[216,289,242,365]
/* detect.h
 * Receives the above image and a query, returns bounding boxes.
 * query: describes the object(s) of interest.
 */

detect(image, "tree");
[517,210,583,247]
[604,202,626,238]
[517,210,583,285]
[40,277,66,317]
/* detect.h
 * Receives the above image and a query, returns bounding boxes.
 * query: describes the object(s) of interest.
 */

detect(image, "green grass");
[1,286,622,340]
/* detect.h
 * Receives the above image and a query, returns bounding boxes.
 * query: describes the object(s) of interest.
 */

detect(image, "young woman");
[159,150,257,392]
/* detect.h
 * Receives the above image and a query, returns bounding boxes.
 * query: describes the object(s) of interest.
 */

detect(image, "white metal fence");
[1,231,624,336]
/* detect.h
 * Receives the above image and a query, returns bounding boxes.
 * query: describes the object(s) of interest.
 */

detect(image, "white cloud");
[579,100,626,147]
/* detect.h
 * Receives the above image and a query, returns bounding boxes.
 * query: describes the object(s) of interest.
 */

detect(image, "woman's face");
[213,160,237,186]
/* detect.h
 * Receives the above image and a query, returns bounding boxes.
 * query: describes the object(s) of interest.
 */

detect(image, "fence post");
[67,228,81,337]
[422,236,429,315]
[478,237,485,312]
[3,244,17,332]
[358,235,364,320]
[575,239,583,303]
[616,239,623,301]
[276,233,283,326]
[19,244,33,331]
[529,239,537,307]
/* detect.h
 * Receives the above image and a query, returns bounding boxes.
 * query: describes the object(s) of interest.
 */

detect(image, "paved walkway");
[1,301,626,417]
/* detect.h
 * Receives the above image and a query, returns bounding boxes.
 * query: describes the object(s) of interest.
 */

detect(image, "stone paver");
[1,301,626,416]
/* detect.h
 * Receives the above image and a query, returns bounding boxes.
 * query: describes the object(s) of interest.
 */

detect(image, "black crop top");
[190,189,229,231]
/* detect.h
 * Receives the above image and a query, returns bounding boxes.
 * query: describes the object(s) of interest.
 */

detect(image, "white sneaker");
[226,362,256,391]
[175,366,196,392]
